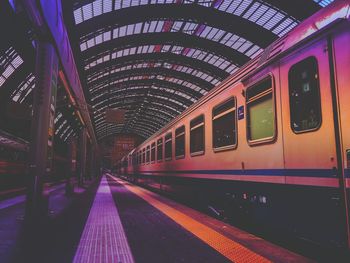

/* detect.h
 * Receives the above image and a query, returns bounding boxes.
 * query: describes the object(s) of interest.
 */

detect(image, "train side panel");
[333,21,350,189]
[132,63,285,185]
[280,37,338,186]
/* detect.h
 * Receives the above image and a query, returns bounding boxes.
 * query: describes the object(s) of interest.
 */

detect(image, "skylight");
[0,47,24,87]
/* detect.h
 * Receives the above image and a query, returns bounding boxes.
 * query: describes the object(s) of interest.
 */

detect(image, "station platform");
[0,174,314,263]
[71,174,312,263]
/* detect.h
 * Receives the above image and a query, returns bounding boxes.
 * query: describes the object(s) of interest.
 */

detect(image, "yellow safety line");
[110,176,271,263]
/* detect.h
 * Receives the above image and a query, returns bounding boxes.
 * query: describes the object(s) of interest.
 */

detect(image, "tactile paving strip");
[73,176,134,263]
[111,175,270,263]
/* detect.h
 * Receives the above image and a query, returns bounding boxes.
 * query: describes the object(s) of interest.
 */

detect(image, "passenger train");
[117,0,350,250]
[0,130,71,192]
[0,131,28,191]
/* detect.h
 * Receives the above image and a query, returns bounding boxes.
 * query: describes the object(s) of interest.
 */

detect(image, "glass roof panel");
[314,0,334,7]
[64,129,74,142]
[84,44,234,75]
[0,47,24,87]
[80,20,263,63]
[11,73,35,103]
[55,119,67,135]
[54,112,63,124]
[87,62,219,86]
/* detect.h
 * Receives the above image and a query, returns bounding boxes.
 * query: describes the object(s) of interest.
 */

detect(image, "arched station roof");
[62,0,334,139]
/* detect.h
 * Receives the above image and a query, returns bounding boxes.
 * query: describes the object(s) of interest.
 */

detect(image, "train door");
[279,36,348,247]
[331,21,350,249]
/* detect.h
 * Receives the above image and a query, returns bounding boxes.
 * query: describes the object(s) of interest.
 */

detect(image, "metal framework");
[0,2,81,142]
[60,0,333,139]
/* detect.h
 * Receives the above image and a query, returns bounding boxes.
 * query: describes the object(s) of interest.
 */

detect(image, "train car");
[0,129,74,191]
[0,130,28,190]
[119,0,350,250]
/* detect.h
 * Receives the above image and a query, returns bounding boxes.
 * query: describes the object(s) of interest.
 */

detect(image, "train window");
[151,142,156,162]
[146,145,150,163]
[289,57,321,133]
[175,126,185,158]
[246,76,275,143]
[212,97,237,150]
[157,138,163,161]
[190,115,205,155]
[142,148,145,164]
[165,133,172,161]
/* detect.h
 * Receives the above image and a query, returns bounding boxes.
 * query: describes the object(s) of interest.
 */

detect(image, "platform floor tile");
[73,176,134,263]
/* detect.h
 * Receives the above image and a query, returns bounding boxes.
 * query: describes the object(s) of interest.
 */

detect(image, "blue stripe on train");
[137,168,350,178]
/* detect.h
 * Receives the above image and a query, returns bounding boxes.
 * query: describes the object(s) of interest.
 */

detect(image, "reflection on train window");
[142,148,145,164]
[289,57,321,133]
[175,126,185,158]
[190,115,205,155]
[151,142,156,162]
[138,151,141,165]
[165,133,172,160]
[212,97,237,150]
[157,138,163,161]
[146,145,150,163]
[246,77,275,143]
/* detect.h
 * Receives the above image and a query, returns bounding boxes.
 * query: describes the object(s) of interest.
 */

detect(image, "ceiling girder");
[82,32,249,66]
[91,78,204,100]
[261,0,321,20]
[76,4,276,47]
[93,88,194,108]
[88,67,213,93]
[86,52,229,80]
[94,95,185,115]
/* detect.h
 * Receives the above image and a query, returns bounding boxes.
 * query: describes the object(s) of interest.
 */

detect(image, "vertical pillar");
[25,41,58,220]
[93,148,99,178]
[89,146,94,180]
[66,137,76,195]
[79,127,87,186]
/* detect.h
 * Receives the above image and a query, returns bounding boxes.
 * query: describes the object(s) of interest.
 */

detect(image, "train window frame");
[246,74,277,146]
[175,125,185,159]
[288,56,322,134]
[146,145,150,164]
[157,138,163,162]
[151,142,156,163]
[212,97,238,152]
[164,132,172,161]
[190,114,205,156]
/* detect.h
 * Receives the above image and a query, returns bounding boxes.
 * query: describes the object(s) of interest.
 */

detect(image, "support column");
[79,128,87,186]
[89,146,94,180]
[25,41,58,220]
[66,137,76,195]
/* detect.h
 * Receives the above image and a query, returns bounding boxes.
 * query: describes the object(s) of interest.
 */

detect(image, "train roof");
[130,0,350,151]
